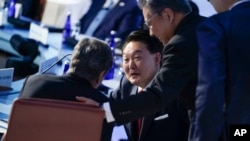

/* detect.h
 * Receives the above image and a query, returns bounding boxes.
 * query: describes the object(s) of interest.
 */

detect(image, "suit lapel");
[131,86,154,141]
[124,122,137,141]
[131,86,138,96]
[139,114,155,141]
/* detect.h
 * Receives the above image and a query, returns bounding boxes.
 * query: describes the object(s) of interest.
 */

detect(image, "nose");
[128,60,136,69]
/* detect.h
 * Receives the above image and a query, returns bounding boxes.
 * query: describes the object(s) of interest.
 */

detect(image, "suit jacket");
[109,12,205,125]
[80,0,143,41]
[21,0,46,21]
[19,73,114,141]
[189,1,250,141]
[111,76,189,141]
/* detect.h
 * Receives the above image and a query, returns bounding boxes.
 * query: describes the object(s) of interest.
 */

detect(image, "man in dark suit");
[19,38,114,141]
[80,0,143,41]
[189,0,250,141]
[111,30,189,141]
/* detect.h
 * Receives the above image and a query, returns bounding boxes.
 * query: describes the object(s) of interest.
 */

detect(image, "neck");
[175,12,189,25]
[89,79,99,88]
[139,77,154,89]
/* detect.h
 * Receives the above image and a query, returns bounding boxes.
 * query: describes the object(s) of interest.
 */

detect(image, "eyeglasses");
[144,13,158,27]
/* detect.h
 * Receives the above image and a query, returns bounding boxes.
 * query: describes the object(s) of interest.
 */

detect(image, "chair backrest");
[4,98,104,141]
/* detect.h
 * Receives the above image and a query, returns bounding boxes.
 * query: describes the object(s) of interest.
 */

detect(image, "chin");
[129,79,139,85]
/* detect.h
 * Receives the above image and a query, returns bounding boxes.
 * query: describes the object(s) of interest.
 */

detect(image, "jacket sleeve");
[189,18,226,141]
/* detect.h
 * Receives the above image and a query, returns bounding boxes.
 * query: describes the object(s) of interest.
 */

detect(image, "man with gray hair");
[19,37,114,141]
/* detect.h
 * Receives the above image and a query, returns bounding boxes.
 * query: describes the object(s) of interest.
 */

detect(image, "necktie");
[137,117,142,137]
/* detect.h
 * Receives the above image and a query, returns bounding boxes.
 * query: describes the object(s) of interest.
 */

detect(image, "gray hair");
[138,0,192,14]
[67,38,113,80]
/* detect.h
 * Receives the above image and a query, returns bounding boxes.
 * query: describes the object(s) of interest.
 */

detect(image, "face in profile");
[142,7,175,45]
[122,41,161,88]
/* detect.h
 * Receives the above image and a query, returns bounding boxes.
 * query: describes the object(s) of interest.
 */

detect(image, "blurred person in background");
[80,0,143,42]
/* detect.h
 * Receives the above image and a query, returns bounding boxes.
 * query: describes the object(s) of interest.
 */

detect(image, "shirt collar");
[230,0,250,10]
[138,79,154,92]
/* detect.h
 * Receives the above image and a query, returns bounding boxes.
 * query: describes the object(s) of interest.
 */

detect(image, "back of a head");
[68,38,113,80]
[122,29,163,54]
[138,0,192,14]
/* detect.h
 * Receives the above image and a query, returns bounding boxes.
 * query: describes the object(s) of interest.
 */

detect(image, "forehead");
[123,41,149,55]
[142,7,154,17]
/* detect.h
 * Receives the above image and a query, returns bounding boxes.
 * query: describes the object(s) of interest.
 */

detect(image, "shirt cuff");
[103,102,115,122]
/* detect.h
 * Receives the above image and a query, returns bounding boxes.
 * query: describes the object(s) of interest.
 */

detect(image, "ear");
[91,71,106,88]
[161,8,175,23]
[96,71,106,85]
[154,52,162,67]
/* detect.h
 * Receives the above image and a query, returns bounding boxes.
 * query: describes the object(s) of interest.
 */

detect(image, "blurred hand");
[76,96,100,107]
